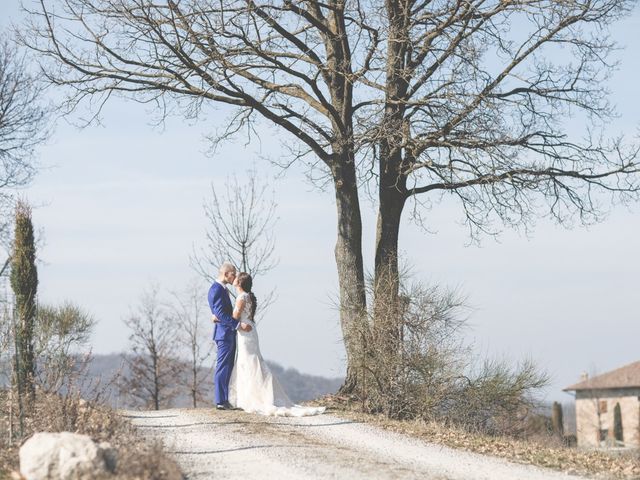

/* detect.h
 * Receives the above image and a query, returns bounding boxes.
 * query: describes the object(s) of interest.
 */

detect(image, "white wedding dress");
[228,292,326,417]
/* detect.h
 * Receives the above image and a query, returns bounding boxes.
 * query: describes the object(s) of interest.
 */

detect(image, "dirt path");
[121,408,590,480]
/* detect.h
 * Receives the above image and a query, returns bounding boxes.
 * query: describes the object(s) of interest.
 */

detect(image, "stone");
[19,432,116,480]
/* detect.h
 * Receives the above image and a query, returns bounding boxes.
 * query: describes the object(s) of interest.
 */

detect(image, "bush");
[0,388,183,479]
[348,272,549,436]
[0,320,183,480]
[33,302,96,394]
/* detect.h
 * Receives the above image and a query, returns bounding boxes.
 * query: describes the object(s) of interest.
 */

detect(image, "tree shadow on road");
[169,444,314,455]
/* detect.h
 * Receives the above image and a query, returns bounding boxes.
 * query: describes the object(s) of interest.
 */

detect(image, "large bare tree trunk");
[333,154,366,394]
[324,6,367,393]
[373,151,408,349]
[374,173,407,303]
[373,0,411,330]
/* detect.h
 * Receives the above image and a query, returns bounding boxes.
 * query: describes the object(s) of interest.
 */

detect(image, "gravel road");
[121,408,591,480]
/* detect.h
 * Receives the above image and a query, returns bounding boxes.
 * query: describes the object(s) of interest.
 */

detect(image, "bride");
[225,272,325,417]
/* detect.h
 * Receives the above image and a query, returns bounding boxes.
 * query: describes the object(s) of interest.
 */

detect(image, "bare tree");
[24,0,368,390]
[169,279,213,408]
[0,36,47,188]
[25,0,640,393]
[0,35,49,398]
[0,36,49,244]
[0,42,50,427]
[120,285,180,410]
[361,0,640,317]
[191,169,278,282]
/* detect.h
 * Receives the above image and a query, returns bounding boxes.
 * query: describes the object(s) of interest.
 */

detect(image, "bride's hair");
[237,272,257,320]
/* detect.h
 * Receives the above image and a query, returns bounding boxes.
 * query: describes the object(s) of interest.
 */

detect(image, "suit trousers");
[214,336,236,405]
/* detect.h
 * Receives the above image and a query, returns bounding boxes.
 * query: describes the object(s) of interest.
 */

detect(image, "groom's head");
[218,262,237,285]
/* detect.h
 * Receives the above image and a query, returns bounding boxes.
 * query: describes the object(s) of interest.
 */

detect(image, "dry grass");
[0,389,183,480]
[318,395,640,480]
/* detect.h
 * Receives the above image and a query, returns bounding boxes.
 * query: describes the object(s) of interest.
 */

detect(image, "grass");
[0,389,183,480]
[318,395,640,480]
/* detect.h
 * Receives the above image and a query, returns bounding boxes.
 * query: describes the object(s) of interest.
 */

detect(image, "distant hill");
[82,353,343,408]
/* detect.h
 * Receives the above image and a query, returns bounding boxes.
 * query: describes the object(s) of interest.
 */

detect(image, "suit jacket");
[208,281,239,341]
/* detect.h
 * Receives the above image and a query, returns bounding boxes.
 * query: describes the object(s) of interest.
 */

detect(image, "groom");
[208,262,252,410]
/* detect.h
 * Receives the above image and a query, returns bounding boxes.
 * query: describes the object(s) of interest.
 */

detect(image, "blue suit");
[208,281,239,405]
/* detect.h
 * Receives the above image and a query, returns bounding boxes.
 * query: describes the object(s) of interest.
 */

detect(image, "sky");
[1,1,639,403]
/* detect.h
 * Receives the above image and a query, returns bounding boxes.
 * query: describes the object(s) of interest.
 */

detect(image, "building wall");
[575,388,640,448]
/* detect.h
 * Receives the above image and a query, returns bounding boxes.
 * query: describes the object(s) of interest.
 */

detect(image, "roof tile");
[564,360,640,391]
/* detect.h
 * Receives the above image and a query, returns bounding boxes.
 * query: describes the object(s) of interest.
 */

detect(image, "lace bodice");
[237,292,255,324]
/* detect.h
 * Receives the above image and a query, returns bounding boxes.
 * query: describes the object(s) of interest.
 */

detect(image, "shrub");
[0,388,183,480]
[348,272,548,436]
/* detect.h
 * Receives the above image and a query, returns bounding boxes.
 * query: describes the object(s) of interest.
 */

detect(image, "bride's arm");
[232,296,246,320]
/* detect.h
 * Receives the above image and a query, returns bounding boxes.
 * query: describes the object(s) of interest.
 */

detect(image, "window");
[599,400,608,413]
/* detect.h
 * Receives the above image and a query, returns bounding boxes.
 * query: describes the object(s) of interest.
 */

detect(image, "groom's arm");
[208,287,239,330]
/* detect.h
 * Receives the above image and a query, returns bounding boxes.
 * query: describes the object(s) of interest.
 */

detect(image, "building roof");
[564,361,640,391]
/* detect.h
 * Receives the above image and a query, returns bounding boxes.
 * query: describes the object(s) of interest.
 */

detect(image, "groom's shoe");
[216,403,230,410]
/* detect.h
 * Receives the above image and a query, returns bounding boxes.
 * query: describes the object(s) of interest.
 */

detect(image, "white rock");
[19,432,116,480]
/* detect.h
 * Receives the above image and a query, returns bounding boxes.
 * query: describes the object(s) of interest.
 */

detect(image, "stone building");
[564,361,640,448]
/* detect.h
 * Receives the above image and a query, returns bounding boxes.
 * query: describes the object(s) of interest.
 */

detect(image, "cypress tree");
[551,401,564,437]
[10,201,38,403]
[613,402,623,443]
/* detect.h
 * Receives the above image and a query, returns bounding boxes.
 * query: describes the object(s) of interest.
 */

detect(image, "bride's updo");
[237,272,257,320]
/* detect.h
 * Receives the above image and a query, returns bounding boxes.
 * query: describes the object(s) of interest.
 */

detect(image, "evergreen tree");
[551,401,564,437]
[10,201,38,403]
[613,402,624,443]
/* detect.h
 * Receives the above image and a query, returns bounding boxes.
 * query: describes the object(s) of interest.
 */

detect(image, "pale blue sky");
[1,1,639,402]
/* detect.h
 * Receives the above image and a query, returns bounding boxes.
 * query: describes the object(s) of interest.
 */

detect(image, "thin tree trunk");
[323,7,367,393]
[15,295,37,407]
[11,311,24,437]
[153,355,160,411]
[192,357,197,408]
[8,378,13,444]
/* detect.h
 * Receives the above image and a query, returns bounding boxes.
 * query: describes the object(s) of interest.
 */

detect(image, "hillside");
[84,353,343,408]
